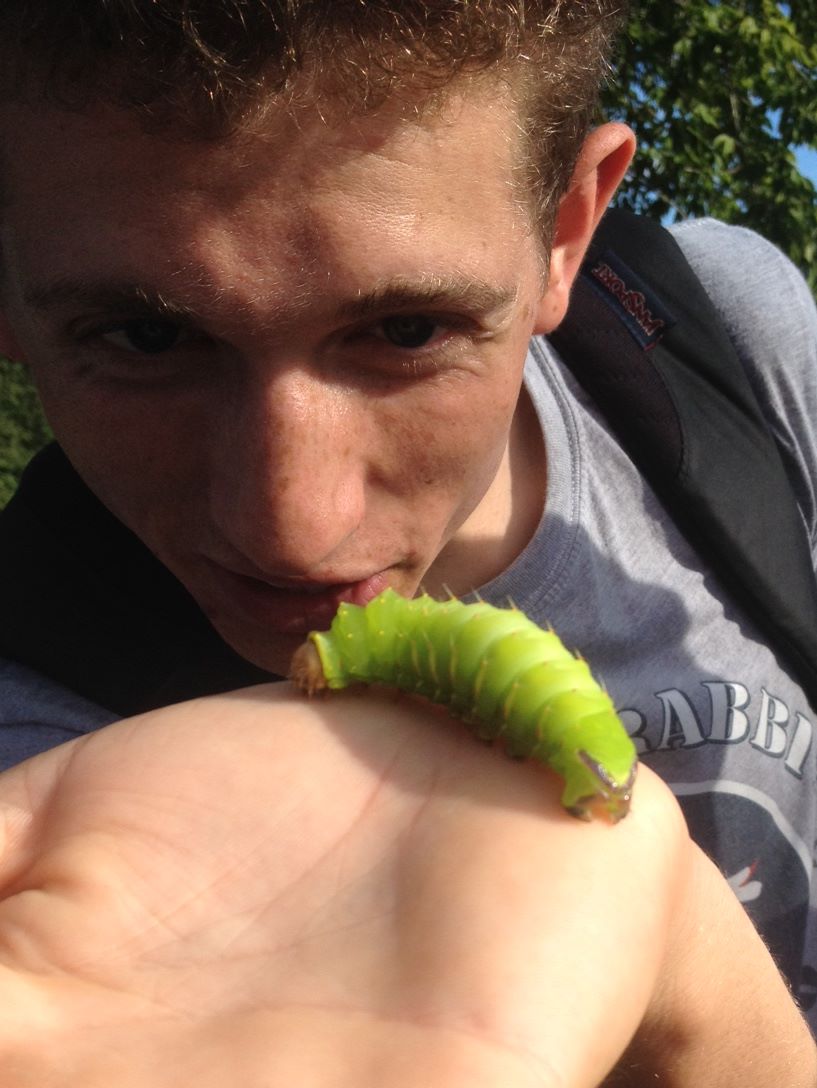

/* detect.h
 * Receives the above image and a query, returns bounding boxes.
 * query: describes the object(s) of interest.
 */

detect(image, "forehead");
[0,78,543,322]
[0,74,525,206]
[0,78,530,246]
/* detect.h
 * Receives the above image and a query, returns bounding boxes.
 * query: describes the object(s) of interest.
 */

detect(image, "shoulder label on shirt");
[582,249,677,350]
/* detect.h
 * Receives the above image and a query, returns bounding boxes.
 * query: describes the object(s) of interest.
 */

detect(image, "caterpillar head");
[563,752,637,823]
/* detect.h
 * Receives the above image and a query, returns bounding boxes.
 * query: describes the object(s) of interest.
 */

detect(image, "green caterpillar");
[290,588,637,821]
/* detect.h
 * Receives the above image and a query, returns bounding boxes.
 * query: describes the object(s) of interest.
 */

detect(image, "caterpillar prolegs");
[290,588,637,821]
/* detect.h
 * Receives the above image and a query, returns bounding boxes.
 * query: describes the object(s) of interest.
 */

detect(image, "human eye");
[92,318,196,355]
[64,312,213,388]
[347,307,490,381]
[374,314,443,350]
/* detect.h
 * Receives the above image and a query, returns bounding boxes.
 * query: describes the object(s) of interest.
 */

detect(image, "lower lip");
[208,566,391,634]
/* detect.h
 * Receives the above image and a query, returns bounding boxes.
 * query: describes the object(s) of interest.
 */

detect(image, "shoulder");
[668,218,816,361]
[669,218,817,546]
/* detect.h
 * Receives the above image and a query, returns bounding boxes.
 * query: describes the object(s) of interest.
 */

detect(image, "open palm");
[0,684,688,1086]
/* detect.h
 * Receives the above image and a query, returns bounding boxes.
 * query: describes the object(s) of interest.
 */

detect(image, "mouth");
[204,563,391,635]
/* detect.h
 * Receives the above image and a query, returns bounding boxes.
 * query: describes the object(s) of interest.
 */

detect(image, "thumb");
[0,740,77,893]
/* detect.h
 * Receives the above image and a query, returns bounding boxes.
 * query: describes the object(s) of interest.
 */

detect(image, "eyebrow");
[23,279,198,320]
[335,279,519,322]
[22,274,519,326]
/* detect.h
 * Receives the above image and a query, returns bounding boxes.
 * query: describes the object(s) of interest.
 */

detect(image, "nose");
[208,370,367,577]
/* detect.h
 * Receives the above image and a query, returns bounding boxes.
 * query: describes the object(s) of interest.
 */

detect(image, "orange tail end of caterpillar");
[289,641,328,696]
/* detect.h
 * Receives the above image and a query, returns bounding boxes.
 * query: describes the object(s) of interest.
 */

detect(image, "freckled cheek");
[374,379,517,506]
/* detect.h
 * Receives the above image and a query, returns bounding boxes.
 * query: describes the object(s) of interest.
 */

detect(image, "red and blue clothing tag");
[582,249,677,350]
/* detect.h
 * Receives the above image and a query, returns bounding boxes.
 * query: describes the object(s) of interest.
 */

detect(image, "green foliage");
[0,356,51,508]
[602,0,817,293]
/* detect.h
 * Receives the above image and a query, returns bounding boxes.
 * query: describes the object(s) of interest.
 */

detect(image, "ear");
[533,122,635,334]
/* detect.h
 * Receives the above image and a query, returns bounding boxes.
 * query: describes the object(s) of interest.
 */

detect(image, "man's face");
[0,81,558,675]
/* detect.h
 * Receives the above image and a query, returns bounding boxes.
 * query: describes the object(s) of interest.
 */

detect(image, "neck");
[423,386,547,596]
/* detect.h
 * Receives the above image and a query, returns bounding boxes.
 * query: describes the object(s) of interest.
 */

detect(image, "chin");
[208,620,301,680]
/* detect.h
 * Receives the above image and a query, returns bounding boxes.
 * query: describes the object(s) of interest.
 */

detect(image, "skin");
[0,75,815,1084]
[0,80,630,678]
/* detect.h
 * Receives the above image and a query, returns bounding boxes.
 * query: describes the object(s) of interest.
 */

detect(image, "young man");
[0,1,815,1083]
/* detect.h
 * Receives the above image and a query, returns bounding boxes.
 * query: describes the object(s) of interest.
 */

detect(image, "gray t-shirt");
[0,658,119,766]
[2,218,817,1020]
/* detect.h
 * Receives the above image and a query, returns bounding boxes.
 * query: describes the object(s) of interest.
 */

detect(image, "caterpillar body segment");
[290,588,637,821]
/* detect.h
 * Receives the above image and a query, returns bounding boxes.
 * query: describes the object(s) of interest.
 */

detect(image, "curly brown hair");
[0,1,627,241]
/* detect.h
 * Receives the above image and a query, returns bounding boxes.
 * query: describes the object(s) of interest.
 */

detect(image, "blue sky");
[796,146,817,187]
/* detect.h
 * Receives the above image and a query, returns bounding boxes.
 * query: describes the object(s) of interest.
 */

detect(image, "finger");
[0,735,79,893]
